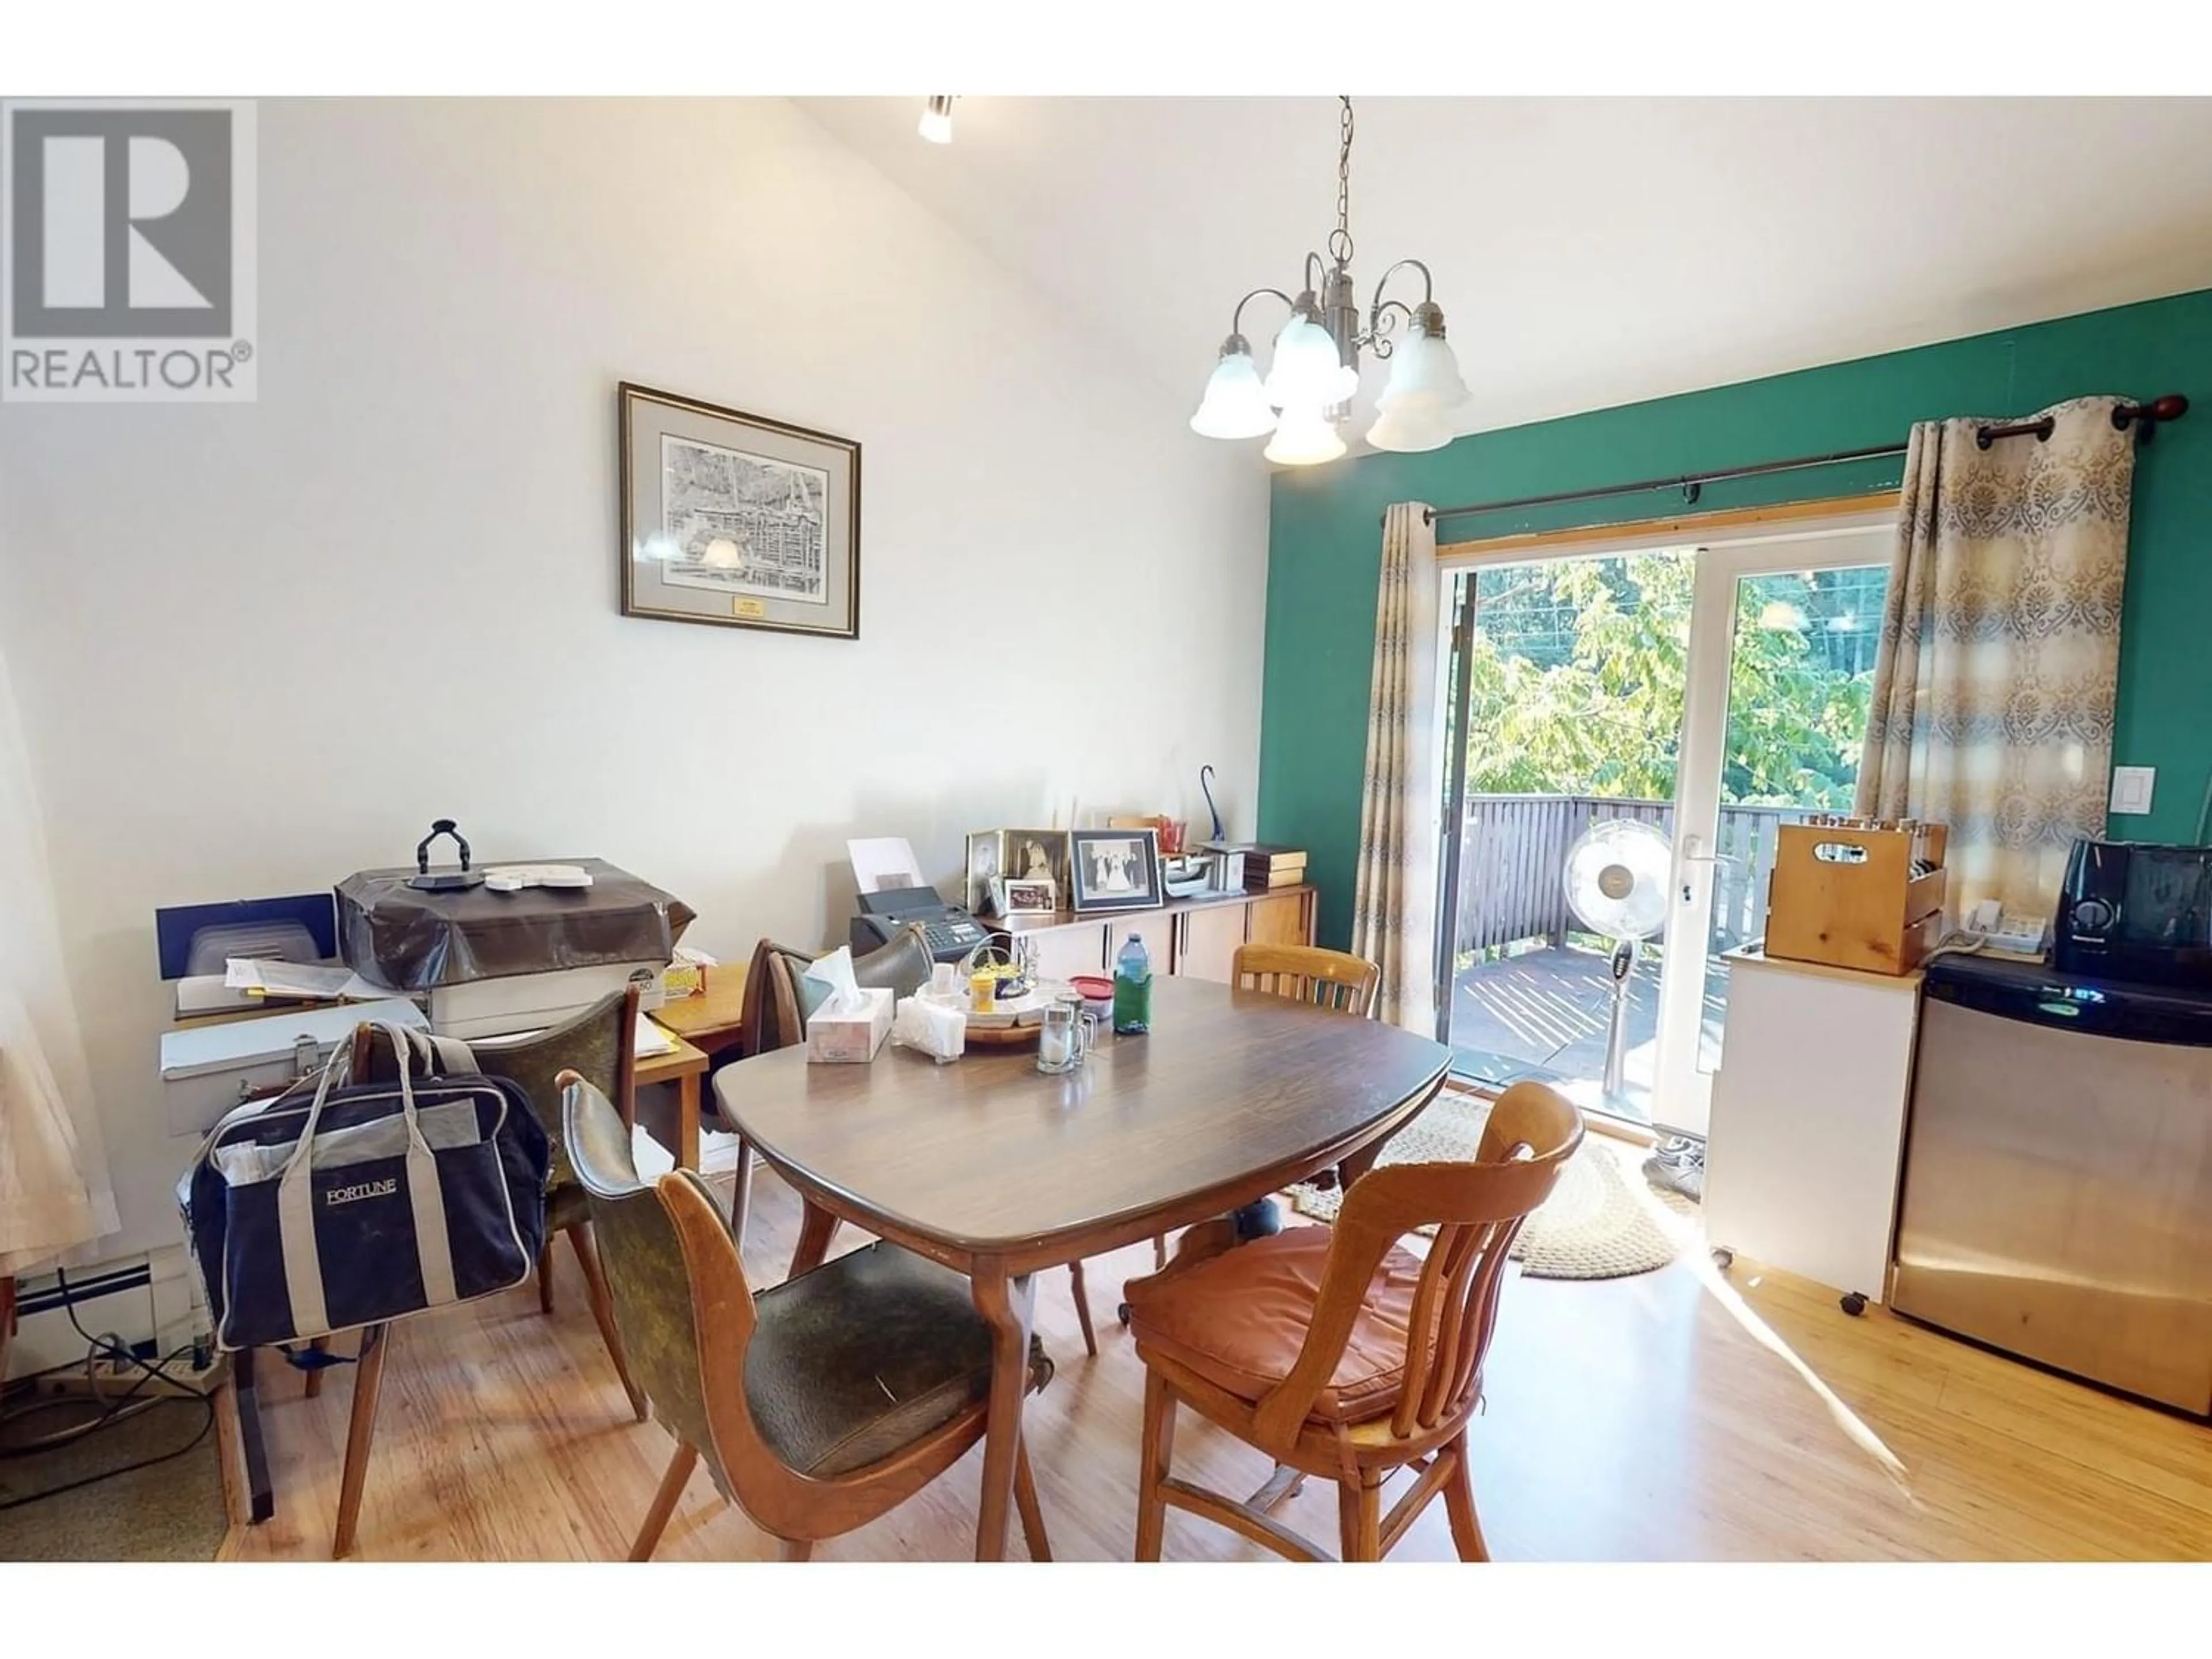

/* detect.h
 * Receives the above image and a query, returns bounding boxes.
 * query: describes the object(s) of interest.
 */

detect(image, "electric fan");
[1560,819,1673,1099]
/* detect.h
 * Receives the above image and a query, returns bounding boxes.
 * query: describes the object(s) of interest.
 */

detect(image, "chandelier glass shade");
[1190,97,1469,467]
[1188,340,1278,440]
[1263,406,1349,467]
[1365,403,1452,454]
[1376,315,1471,416]
[1262,312,1359,411]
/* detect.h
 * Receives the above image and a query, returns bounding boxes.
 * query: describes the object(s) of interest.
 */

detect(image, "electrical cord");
[0,1267,216,1512]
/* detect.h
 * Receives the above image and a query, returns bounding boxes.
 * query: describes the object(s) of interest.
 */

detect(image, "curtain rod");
[1400,393,2188,528]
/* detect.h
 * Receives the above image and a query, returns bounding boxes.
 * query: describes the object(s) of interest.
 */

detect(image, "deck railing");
[1451,793,1811,957]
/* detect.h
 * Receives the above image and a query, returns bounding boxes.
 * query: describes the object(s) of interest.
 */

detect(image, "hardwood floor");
[219,1164,2212,1563]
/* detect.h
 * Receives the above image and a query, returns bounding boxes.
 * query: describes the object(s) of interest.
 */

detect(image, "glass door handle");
[1679,840,1717,904]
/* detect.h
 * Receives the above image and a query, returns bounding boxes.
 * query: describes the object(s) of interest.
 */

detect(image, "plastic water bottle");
[1112,932,1153,1035]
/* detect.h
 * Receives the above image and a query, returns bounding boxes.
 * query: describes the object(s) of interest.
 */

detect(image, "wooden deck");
[1449,942,1729,1123]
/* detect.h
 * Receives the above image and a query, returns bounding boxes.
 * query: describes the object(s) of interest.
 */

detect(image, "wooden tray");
[964,1020,1042,1048]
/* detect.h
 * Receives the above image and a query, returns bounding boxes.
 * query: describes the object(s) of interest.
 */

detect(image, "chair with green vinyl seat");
[718,924,935,1253]
[558,1069,1055,1560]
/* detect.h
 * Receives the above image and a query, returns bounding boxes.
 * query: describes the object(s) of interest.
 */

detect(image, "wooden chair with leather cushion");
[558,1070,1055,1560]
[1122,1080,1582,1562]
[717,924,935,1254]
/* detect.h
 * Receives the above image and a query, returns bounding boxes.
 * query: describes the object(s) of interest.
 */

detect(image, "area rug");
[1286,1093,1698,1280]
[0,1396,226,1560]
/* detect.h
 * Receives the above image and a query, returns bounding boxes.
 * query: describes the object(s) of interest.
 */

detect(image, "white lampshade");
[1376,324,1470,415]
[919,96,955,144]
[1365,404,1451,453]
[1263,315,1358,411]
[1263,406,1348,467]
[1189,347,1278,440]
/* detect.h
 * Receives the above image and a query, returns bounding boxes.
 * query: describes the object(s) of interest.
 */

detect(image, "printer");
[335,858,694,1040]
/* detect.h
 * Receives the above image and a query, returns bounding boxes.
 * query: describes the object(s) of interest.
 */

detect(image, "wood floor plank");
[216,1170,2212,1563]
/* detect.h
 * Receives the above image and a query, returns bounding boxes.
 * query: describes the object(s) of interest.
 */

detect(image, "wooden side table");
[647,966,749,1062]
[630,1032,709,1171]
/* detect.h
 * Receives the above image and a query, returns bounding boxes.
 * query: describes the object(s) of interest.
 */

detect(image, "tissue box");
[806,986,894,1063]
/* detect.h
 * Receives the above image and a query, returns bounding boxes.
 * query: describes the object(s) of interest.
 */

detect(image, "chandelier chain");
[1327,95,1354,270]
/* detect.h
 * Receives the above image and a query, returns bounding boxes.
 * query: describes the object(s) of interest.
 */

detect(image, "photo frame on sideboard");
[1069,827,1164,913]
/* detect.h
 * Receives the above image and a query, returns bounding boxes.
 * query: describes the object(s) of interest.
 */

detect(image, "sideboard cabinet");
[988,885,1317,984]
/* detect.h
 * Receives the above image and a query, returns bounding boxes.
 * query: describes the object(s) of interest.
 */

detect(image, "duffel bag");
[179,1021,550,1351]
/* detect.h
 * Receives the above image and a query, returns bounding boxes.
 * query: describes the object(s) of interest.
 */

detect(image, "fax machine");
[851,886,991,964]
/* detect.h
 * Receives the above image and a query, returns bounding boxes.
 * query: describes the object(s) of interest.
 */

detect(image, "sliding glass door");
[1648,527,1892,1136]
[1436,517,1893,1135]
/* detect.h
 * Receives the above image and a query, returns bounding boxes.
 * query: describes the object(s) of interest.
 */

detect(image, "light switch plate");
[2111,765,2156,816]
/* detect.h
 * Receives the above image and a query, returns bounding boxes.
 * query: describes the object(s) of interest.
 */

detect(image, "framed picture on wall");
[1069,827,1164,913]
[619,381,861,639]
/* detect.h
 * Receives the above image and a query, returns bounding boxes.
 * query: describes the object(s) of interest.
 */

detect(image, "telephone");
[851,885,992,963]
[1953,899,2051,959]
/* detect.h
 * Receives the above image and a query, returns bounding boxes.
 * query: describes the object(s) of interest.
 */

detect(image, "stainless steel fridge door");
[1891,997,2212,1413]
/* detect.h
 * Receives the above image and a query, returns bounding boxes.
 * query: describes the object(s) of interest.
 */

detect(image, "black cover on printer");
[335,858,695,990]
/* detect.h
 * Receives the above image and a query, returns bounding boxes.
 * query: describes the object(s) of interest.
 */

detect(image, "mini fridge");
[1889,952,2212,1414]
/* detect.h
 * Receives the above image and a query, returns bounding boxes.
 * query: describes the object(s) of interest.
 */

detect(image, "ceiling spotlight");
[919,96,955,145]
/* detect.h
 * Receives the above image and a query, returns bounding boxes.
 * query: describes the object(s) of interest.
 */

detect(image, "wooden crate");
[1765,819,1948,976]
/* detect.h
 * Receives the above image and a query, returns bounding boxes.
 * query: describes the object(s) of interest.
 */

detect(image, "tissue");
[893,993,967,1063]
[801,945,866,1016]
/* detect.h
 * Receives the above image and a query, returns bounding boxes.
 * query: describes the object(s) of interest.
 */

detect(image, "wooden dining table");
[714,975,1452,1560]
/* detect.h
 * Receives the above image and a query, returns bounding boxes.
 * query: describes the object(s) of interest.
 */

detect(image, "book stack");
[1240,844,1308,892]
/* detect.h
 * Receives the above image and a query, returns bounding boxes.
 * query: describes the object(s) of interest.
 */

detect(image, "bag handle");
[338,1020,475,1088]
[272,1022,457,1341]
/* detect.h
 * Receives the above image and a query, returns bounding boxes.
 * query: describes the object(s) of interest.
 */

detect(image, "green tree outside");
[1459,551,1880,810]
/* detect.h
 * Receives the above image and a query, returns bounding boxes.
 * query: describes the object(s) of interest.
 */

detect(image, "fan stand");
[1598,931,1707,1200]
[1600,935,1639,1098]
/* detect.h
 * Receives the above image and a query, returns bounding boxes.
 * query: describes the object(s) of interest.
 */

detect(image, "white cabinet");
[1702,949,1922,1304]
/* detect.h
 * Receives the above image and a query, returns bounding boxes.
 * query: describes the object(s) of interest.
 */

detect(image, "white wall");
[0,99,1270,1257]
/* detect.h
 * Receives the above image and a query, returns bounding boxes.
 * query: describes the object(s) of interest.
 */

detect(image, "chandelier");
[1189,97,1469,465]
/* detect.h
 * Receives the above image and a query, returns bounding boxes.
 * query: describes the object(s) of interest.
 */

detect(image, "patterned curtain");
[1856,396,2135,917]
[1351,502,1441,1032]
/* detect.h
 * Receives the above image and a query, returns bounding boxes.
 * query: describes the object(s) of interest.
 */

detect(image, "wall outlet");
[2111,766,2156,816]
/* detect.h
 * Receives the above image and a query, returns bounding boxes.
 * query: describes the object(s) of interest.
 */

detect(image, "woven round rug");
[1286,1093,1697,1280]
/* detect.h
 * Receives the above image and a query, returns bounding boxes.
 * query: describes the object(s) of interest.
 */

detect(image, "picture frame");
[1069,827,1164,913]
[619,381,861,639]
[964,831,1005,915]
[992,876,1058,918]
[1002,830,1071,897]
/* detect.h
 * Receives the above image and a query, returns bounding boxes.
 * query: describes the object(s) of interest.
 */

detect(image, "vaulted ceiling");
[798,97,2212,442]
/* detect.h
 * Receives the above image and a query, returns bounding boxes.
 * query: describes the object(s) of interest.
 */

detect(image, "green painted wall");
[1260,287,2212,949]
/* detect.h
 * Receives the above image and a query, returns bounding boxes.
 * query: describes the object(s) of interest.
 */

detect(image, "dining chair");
[1122,1079,1582,1562]
[1120,942,1385,1297]
[725,923,1109,1357]
[328,988,646,1558]
[719,925,934,1254]
[558,1070,1055,1561]
[1232,942,1381,1016]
